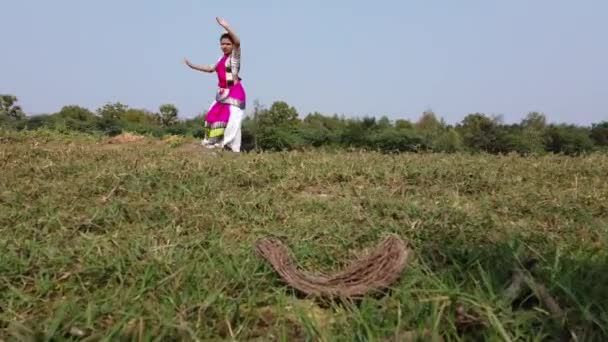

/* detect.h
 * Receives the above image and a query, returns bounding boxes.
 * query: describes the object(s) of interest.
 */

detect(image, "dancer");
[184,17,245,152]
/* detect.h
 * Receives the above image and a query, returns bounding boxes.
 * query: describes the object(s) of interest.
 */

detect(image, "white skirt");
[203,101,244,152]
[223,105,244,152]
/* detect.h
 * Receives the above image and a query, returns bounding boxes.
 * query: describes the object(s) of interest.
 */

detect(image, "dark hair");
[220,33,233,43]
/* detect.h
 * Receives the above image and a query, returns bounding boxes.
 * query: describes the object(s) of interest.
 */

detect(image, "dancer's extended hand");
[216,17,229,29]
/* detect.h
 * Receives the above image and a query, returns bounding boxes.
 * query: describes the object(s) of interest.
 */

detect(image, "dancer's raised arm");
[216,17,240,47]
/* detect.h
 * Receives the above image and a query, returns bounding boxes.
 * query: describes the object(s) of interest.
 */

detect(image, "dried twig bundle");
[256,234,410,298]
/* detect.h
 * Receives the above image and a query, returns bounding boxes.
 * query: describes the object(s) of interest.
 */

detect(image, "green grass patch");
[1,134,607,340]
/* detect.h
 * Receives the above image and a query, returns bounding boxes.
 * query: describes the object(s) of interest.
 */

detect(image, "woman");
[184,17,245,152]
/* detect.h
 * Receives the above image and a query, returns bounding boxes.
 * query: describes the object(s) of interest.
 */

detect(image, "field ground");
[1,131,607,341]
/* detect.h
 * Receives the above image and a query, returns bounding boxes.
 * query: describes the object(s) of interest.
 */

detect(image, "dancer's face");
[220,38,233,55]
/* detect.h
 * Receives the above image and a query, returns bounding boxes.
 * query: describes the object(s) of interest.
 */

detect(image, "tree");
[159,104,179,126]
[97,102,128,121]
[415,110,444,132]
[24,115,55,130]
[458,113,501,152]
[368,129,423,153]
[521,112,547,130]
[433,128,464,153]
[591,121,608,146]
[544,125,595,155]
[251,99,266,149]
[415,110,445,149]
[122,109,158,125]
[303,112,328,128]
[395,119,414,130]
[377,116,392,130]
[54,105,99,132]
[302,112,346,131]
[361,116,377,130]
[0,95,25,120]
[257,101,299,127]
[515,112,548,154]
[56,105,96,121]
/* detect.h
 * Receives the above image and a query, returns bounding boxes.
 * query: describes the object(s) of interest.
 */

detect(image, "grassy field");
[1,130,607,341]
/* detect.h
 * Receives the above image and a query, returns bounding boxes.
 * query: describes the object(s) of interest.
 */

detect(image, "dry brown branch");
[528,279,565,321]
[504,269,527,303]
[504,264,577,342]
[101,184,121,203]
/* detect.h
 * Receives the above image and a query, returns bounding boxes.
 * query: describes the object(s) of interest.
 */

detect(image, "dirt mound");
[256,234,410,298]
[107,133,147,144]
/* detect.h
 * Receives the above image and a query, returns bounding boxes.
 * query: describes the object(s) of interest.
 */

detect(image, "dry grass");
[107,132,147,144]
[256,234,409,298]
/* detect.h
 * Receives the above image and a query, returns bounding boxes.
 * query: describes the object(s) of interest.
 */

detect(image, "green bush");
[24,115,55,131]
[257,126,304,151]
[340,120,370,147]
[368,129,423,153]
[0,114,18,130]
[433,128,465,153]
[544,125,595,155]
[164,125,189,136]
[240,126,257,152]
[591,122,608,146]
[298,127,334,147]
[500,130,546,155]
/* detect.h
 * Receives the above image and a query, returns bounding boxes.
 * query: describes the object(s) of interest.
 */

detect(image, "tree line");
[1,94,607,155]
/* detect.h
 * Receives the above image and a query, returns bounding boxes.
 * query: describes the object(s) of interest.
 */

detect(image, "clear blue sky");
[2,0,607,124]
